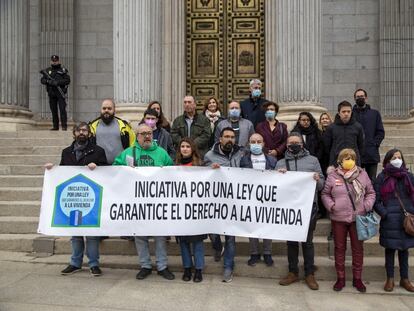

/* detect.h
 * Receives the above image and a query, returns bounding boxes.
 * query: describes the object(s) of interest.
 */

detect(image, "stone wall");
[321,0,380,113]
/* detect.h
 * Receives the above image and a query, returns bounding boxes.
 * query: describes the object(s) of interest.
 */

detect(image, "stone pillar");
[0,0,34,130]
[161,0,186,121]
[266,0,326,125]
[113,0,163,124]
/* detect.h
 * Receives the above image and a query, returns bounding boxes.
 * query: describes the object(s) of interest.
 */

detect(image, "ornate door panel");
[186,0,265,110]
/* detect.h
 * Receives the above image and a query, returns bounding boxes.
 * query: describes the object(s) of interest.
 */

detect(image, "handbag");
[341,176,378,241]
[395,191,414,236]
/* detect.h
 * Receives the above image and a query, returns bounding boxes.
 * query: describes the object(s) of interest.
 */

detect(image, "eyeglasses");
[137,131,153,136]
[76,128,89,133]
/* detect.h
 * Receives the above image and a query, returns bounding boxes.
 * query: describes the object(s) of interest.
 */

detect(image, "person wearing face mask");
[240,79,268,128]
[240,133,277,267]
[141,109,175,159]
[374,149,414,292]
[40,55,71,131]
[321,148,375,293]
[255,101,288,160]
[352,89,385,181]
[291,112,323,161]
[204,127,244,283]
[214,100,254,149]
[276,133,324,291]
[44,122,107,276]
[89,99,136,165]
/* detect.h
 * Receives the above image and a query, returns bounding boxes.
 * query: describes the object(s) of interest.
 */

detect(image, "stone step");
[0,137,72,146]
[0,217,38,234]
[0,146,63,155]
[0,155,61,165]
[0,165,46,175]
[379,146,414,154]
[382,137,414,147]
[0,187,42,201]
[0,201,40,217]
[382,129,414,136]
[0,175,44,187]
[0,131,73,138]
[23,253,413,282]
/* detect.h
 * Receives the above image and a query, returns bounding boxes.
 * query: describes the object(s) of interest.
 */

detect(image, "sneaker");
[333,278,345,291]
[136,268,152,280]
[247,254,260,266]
[90,266,102,277]
[263,254,274,267]
[61,265,81,275]
[193,269,203,283]
[222,269,233,283]
[158,268,175,280]
[182,268,192,282]
[353,279,366,293]
[279,272,299,286]
[305,274,319,290]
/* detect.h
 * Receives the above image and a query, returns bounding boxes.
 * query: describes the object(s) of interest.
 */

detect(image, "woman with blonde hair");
[321,148,375,292]
[318,112,333,132]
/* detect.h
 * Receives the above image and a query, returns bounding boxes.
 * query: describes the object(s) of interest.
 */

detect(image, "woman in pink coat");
[321,148,376,293]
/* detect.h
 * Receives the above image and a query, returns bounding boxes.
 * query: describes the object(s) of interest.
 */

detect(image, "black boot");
[193,269,203,283]
[182,268,192,282]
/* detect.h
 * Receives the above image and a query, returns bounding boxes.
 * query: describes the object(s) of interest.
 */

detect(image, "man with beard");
[44,122,107,276]
[89,99,136,164]
[352,88,384,181]
[204,127,244,283]
[40,55,70,131]
[113,124,175,281]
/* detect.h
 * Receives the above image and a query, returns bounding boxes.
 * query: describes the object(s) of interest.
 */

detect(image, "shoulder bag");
[395,191,414,236]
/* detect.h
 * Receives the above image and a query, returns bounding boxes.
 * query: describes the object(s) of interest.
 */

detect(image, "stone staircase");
[1,128,414,281]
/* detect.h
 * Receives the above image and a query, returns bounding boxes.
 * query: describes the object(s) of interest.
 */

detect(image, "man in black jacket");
[323,101,365,166]
[40,55,70,131]
[352,88,385,180]
[240,79,268,128]
[45,122,107,276]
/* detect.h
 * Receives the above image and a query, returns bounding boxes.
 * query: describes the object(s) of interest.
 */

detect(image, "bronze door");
[186,0,265,111]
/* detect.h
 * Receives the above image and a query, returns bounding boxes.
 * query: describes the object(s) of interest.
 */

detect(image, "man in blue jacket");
[352,88,385,181]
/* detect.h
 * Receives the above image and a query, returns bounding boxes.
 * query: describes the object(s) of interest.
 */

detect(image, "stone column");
[113,0,163,124]
[266,0,326,125]
[161,0,186,121]
[0,0,34,130]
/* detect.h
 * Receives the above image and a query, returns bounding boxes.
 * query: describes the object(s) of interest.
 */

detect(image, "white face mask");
[390,158,403,168]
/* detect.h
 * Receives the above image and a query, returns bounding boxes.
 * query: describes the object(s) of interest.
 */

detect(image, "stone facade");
[17,0,412,124]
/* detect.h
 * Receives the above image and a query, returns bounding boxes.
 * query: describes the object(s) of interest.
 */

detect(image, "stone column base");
[277,103,327,130]
[0,108,35,131]
[115,105,147,131]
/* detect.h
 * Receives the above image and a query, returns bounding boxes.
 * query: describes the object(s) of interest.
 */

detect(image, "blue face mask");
[252,89,261,98]
[250,143,263,155]
[265,110,276,120]
[228,108,241,119]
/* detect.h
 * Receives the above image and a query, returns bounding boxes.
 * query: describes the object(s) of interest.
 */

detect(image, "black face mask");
[355,98,365,107]
[221,142,233,153]
[288,144,302,155]
[101,113,114,124]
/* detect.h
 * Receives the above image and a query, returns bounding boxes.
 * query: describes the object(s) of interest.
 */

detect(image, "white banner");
[38,166,316,241]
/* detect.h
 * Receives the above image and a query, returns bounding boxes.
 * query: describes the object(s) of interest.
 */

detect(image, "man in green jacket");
[113,124,175,280]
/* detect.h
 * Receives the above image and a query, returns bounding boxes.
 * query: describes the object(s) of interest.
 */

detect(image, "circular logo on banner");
[59,182,96,217]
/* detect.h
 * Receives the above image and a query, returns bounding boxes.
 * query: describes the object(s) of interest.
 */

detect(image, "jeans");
[249,238,272,255]
[180,240,205,270]
[332,221,364,279]
[135,236,168,271]
[287,228,315,276]
[385,248,409,279]
[70,236,100,268]
[210,234,223,252]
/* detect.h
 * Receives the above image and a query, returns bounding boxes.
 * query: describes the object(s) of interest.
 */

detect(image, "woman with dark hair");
[175,138,206,282]
[291,112,323,161]
[147,101,171,132]
[374,148,414,292]
[203,97,223,131]
[255,101,288,160]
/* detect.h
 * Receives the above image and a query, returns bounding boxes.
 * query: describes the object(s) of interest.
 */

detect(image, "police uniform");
[40,55,70,130]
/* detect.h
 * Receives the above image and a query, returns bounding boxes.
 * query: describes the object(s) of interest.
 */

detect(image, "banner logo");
[51,174,103,227]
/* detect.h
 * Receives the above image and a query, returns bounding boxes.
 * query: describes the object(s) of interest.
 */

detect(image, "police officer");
[40,55,70,131]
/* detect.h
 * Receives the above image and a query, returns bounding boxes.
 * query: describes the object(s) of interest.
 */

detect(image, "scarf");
[205,110,221,130]
[73,141,88,161]
[380,164,414,204]
[180,157,193,165]
[337,166,365,203]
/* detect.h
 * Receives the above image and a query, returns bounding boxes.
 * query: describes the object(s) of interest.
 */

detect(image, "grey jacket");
[203,143,243,167]
[157,127,176,160]
[275,148,325,204]
[214,117,254,148]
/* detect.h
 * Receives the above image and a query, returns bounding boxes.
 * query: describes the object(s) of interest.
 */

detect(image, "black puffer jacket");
[374,172,414,250]
[60,140,108,166]
[323,114,365,166]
